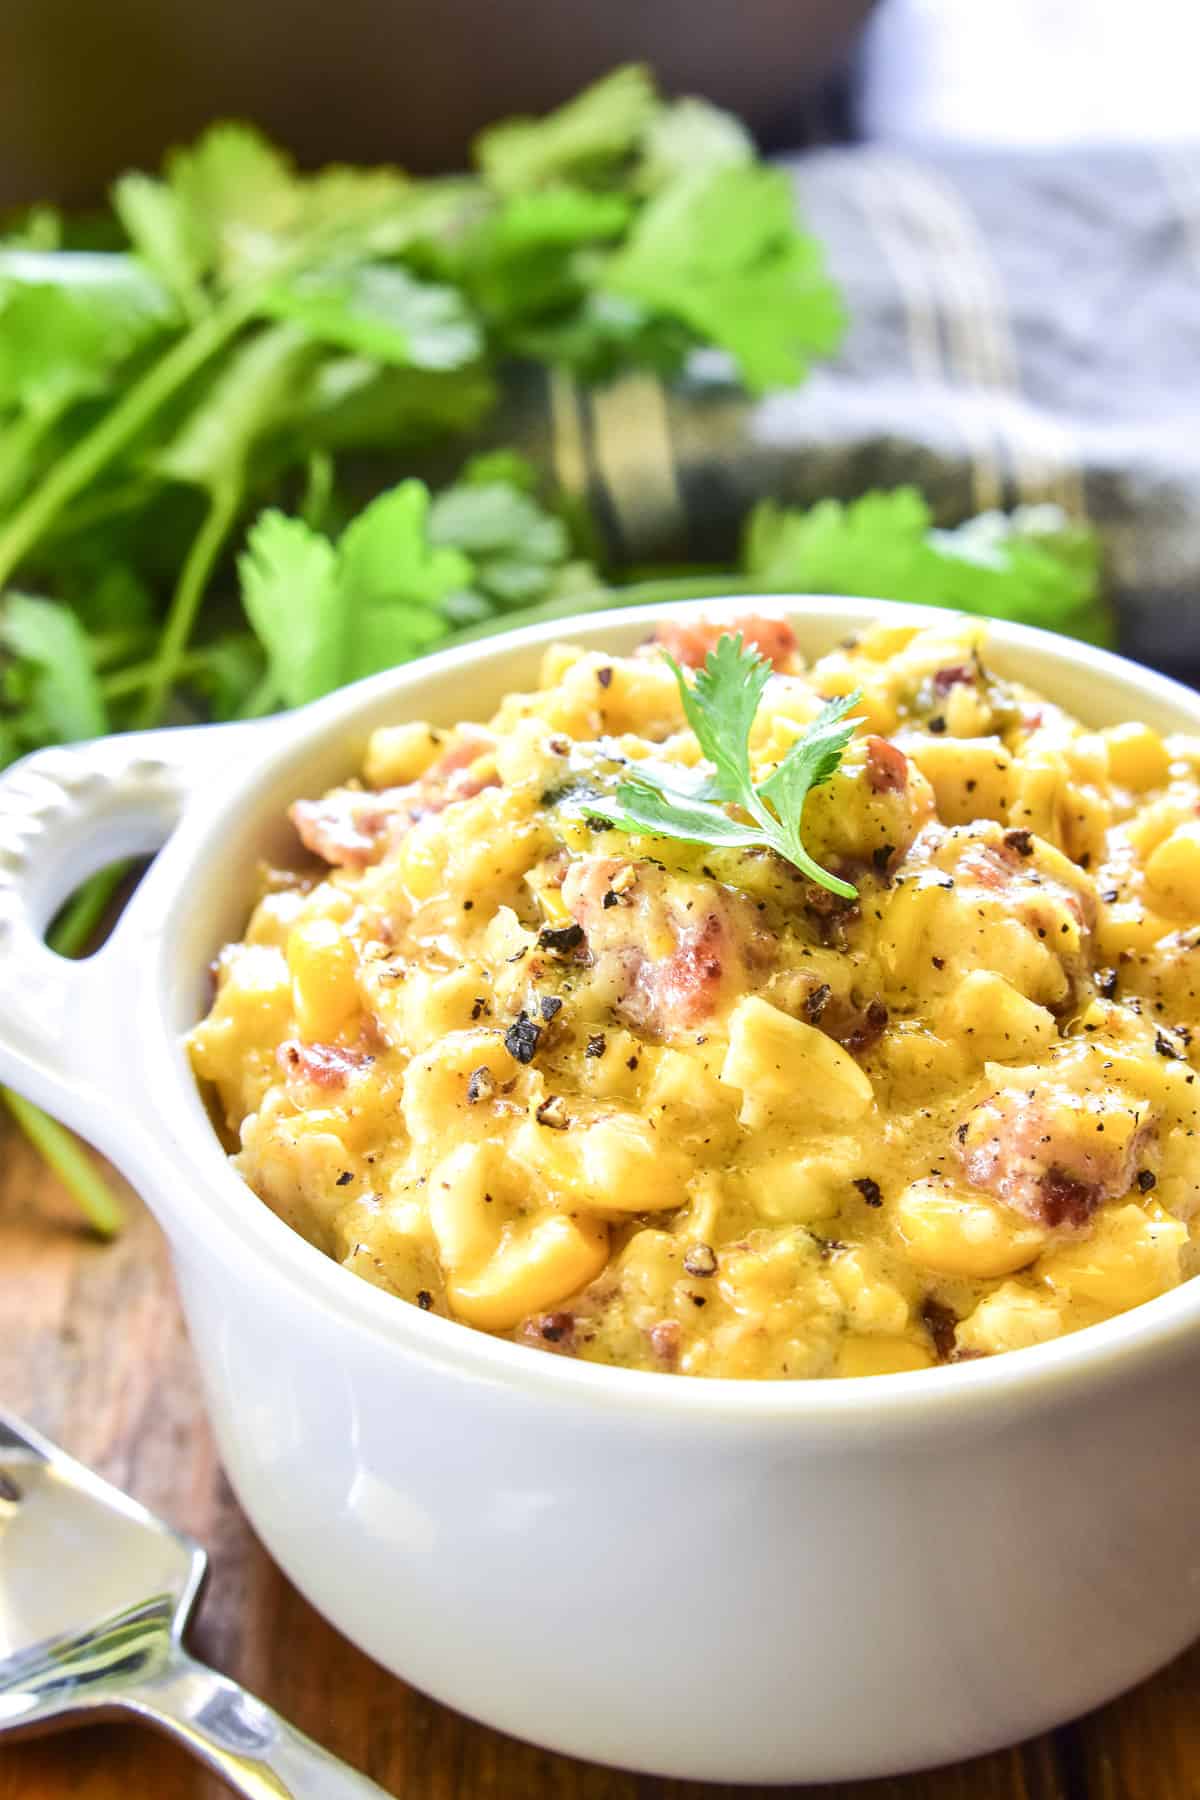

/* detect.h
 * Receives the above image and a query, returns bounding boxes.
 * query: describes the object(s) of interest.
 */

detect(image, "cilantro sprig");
[589,633,861,898]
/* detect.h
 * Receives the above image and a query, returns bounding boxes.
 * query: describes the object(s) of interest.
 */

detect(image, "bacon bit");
[839,999,889,1057]
[1137,1169,1157,1192]
[921,1297,959,1361]
[564,855,773,1034]
[649,1320,682,1366]
[865,736,909,794]
[958,1086,1153,1228]
[279,1040,373,1089]
[416,1290,434,1311]
[521,1311,576,1355]
[648,912,727,1030]
[1037,1167,1101,1230]
[853,1177,883,1208]
[872,843,896,875]
[291,729,500,869]
[1004,828,1034,857]
[596,666,614,689]
[683,1242,718,1277]
[653,613,798,672]
[539,995,564,1022]
[933,664,974,694]
[291,792,389,868]
[585,1033,607,1058]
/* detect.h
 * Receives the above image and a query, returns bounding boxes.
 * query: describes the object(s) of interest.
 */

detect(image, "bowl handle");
[0,723,266,1135]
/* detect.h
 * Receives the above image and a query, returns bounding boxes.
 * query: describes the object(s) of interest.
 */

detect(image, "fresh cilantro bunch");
[590,633,861,898]
[744,489,1110,645]
[0,65,844,762]
[438,66,846,386]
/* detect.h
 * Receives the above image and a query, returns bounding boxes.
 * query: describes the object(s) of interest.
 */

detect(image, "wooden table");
[3,1118,1197,1800]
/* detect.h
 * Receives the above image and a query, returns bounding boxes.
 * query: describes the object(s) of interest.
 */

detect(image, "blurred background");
[4,0,1194,201]
[2,0,869,204]
[3,0,1198,671]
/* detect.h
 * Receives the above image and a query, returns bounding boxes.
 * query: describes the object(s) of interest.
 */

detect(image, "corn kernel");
[1038,1204,1186,1310]
[939,970,1056,1063]
[363,721,444,788]
[1146,820,1200,911]
[836,1336,933,1377]
[721,996,875,1128]
[1103,721,1170,790]
[286,918,359,1041]
[895,1180,1046,1279]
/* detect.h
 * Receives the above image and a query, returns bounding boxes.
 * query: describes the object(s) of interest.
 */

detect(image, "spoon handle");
[122,1647,395,1799]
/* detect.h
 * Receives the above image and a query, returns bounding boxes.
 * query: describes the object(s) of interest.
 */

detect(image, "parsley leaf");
[428,452,574,616]
[0,592,108,749]
[745,489,1111,644]
[239,481,471,706]
[260,262,482,370]
[636,97,754,193]
[475,65,658,195]
[0,250,176,417]
[591,633,861,896]
[603,165,846,392]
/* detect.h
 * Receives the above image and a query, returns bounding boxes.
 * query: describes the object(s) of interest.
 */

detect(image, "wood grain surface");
[1,1115,1194,1800]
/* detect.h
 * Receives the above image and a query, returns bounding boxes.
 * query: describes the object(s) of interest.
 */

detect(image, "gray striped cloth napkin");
[499,143,1200,672]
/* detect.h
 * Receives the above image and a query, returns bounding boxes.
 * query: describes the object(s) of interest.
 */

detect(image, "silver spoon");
[0,1408,395,1797]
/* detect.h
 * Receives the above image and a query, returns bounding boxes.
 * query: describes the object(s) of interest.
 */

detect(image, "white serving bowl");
[2,597,1200,1784]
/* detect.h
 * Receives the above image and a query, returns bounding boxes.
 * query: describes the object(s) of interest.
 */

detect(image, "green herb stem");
[2,1090,124,1237]
[88,628,156,670]
[0,405,64,513]
[48,862,130,958]
[134,477,242,729]
[0,291,257,591]
[100,648,211,700]
[236,672,280,719]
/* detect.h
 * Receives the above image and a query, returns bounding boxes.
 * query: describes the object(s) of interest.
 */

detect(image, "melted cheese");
[189,619,1200,1378]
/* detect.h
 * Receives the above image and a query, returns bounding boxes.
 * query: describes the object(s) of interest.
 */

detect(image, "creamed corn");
[190,615,1200,1378]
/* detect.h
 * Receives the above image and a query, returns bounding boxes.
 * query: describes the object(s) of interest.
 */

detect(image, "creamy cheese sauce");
[190,617,1200,1377]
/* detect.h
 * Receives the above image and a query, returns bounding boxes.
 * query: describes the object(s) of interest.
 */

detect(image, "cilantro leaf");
[0,250,176,417]
[115,123,414,299]
[636,97,754,193]
[239,481,471,706]
[239,512,338,708]
[154,323,314,492]
[589,633,860,896]
[758,693,862,887]
[602,165,845,392]
[291,357,496,452]
[0,592,108,748]
[745,490,1110,644]
[667,632,770,808]
[475,65,658,195]
[598,775,765,848]
[260,262,482,370]
[426,453,597,624]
